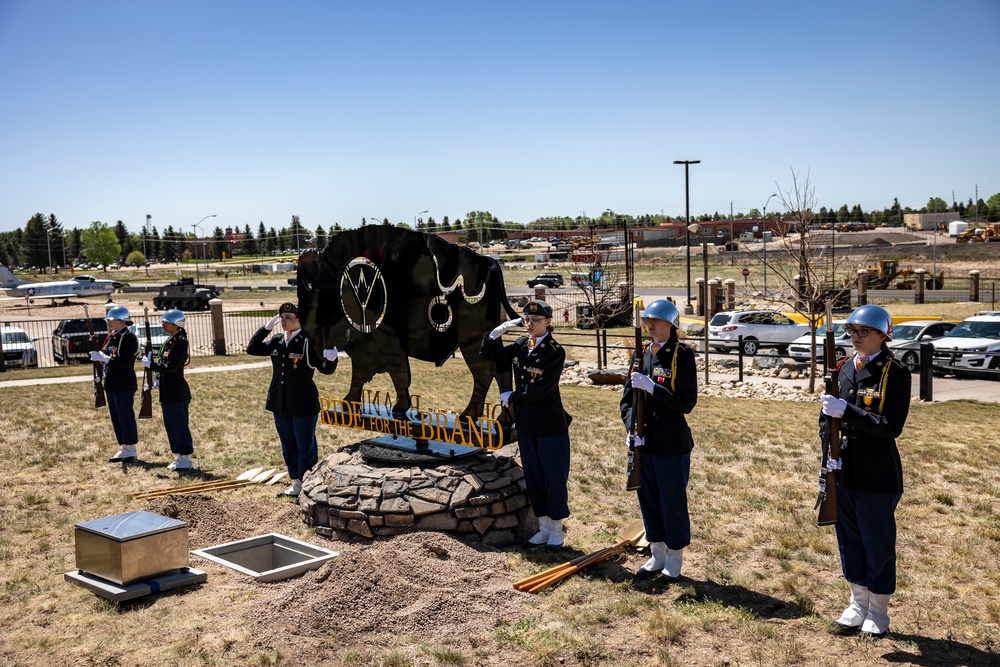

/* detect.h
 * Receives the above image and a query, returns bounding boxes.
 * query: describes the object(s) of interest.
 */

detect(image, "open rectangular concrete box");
[191,533,337,582]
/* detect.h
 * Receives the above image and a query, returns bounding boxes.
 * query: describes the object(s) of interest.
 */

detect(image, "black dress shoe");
[833,622,861,635]
[544,543,563,552]
[633,568,660,581]
[657,572,680,584]
[108,455,136,463]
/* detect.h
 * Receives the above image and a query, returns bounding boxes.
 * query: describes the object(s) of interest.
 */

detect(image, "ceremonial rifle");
[83,305,107,409]
[139,307,153,419]
[626,301,644,491]
[816,302,842,526]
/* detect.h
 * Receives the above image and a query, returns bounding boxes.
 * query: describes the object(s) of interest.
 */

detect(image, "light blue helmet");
[846,304,893,340]
[106,305,131,321]
[161,309,186,328]
[641,299,680,327]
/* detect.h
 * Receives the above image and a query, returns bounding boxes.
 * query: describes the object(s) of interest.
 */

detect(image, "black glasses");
[845,326,874,338]
[523,317,548,324]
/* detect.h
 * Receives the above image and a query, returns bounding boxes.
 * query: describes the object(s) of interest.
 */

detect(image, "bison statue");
[296,226,519,419]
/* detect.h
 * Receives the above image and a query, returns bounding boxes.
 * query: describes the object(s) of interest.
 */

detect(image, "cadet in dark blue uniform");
[820,304,910,637]
[619,299,698,581]
[141,308,194,470]
[247,303,338,497]
[480,299,572,549]
[91,305,140,463]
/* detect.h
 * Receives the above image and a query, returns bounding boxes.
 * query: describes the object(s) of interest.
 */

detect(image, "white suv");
[931,312,1000,377]
[2,325,39,369]
[708,310,811,356]
[788,320,851,362]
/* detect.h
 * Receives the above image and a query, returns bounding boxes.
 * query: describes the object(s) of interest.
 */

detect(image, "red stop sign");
[741,268,750,277]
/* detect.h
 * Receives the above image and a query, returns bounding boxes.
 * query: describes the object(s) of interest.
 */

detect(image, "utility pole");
[673,159,700,314]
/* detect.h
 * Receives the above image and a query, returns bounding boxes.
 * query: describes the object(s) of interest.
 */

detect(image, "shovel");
[513,519,646,593]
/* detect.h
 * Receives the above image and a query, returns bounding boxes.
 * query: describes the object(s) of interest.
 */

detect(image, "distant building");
[904,212,959,231]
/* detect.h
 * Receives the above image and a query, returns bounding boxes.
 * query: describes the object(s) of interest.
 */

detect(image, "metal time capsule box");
[74,511,189,585]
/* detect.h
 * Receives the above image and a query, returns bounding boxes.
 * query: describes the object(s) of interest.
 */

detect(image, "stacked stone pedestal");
[299,444,533,547]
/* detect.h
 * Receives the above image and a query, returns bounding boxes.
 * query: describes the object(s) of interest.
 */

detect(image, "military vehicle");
[153,278,219,311]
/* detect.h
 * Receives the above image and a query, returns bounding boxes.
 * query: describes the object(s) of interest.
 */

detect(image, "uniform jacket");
[149,330,191,404]
[247,327,336,416]
[620,339,698,456]
[480,331,571,437]
[101,326,139,393]
[819,352,910,494]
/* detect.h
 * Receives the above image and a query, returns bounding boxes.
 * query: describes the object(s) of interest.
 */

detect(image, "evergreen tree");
[314,225,327,250]
[149,227,161,259]
[161,225,178,262]
[213,226,226,260]
[21,213,48,268]
[242,224,258,255]
[113,220,131,259]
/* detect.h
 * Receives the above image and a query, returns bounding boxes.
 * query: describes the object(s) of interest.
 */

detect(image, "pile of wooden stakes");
[512,519,647,593]
[130,467,287,500]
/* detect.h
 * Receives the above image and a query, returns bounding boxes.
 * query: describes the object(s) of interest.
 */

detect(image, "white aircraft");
[0,262,123,302]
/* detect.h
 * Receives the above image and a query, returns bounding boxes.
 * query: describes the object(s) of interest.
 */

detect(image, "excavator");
[848,260,944,290]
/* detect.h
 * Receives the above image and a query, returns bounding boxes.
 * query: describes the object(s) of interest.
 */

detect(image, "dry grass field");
[1,348,998,666]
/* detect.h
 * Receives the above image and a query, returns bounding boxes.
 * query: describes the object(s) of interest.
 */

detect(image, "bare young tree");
[568,224,633,368]
[742,167,861,391]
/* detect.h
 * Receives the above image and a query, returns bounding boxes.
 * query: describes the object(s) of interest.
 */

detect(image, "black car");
[526,273,564,288]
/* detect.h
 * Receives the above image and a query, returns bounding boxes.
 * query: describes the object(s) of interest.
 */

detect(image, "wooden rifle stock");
[83,305,107,409]
[626,302,644,491]
[816,303,842,526]
[139,307,154,419]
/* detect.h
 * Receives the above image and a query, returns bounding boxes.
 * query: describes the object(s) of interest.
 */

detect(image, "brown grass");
[1,350,999,665]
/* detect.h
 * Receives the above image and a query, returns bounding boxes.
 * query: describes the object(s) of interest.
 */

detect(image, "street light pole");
[674,160,701,314]
[415,210,428,229]
[762,193,777,299]
[192,214,217,285]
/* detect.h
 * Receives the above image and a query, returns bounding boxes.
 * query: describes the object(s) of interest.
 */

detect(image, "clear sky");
[1,0,998,236]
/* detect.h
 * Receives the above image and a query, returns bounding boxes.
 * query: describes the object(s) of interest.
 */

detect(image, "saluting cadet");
[820,304,911,637]
[247,303,339,498]
[480,299,573,550]
[620,299,698,582]
[90,305,140,463]
[141,309,194,470]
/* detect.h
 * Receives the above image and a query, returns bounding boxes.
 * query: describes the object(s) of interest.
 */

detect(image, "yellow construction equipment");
[850,260,944,290]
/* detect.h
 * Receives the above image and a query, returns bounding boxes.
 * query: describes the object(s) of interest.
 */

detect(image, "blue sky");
[1,0,997,236]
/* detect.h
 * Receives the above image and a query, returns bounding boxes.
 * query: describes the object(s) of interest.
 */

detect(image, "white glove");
[90,350,111,363]
[489,318,523,340]
[498,391,512,407]
[141,352,152,368]
[264,314,282,331]
[627,433,645,448]
[630,371,655,395]
[821,394,847,418]
[323,347,338,362]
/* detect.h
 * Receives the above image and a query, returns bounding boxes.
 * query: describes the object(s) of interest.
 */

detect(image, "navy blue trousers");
[273,413,319,481]
[106,390,138,446]
[835,487,901,595]
[637,450,691,550]
[518,432,570,521]
[161,401,193,455]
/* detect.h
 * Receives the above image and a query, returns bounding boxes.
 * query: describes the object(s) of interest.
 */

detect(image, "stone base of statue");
[299,443,535,547]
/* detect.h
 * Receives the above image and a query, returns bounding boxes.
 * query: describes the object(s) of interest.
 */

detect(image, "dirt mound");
[245,531,523,642]
[143,495,526,657]
[144,494,302,548]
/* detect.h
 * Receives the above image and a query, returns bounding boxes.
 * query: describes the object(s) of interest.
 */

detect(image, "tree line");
[3,194,998,272]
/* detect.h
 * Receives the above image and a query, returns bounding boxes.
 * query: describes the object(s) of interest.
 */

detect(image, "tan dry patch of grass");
[1,357,999,665]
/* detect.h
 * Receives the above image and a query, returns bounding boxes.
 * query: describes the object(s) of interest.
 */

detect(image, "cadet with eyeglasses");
[819,304,911,637]
[247,303,339,498]
[480,299,573,550]
[141,309,195,470]
[90,305,140,463]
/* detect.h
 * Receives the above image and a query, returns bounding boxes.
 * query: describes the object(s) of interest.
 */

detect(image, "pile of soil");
[143,494,526,656]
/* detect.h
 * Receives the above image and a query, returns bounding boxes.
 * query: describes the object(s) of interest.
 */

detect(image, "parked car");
[708,310,811,356]
[526,273,564,288]
[52,317,109,364]
[788,320,850,362]
[129,322,170,349]
[887,320,958,372]
[1,325,39,369]
[931,313,1000,377]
